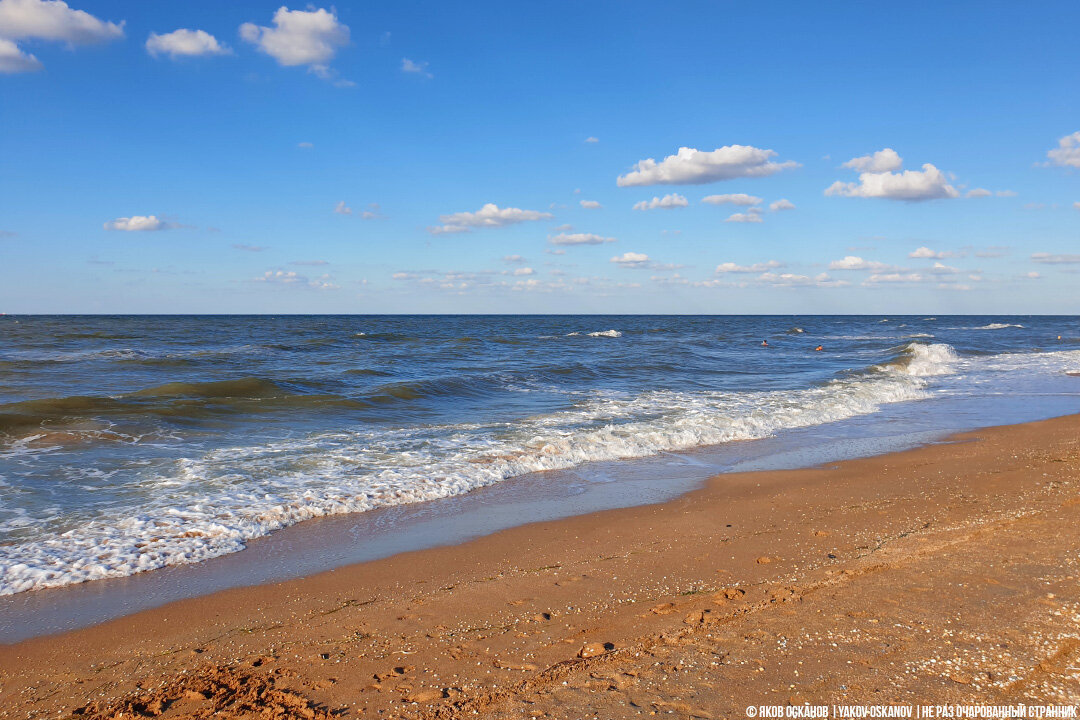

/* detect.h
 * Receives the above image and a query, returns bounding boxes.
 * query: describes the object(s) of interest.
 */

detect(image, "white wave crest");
[0,350,957,596]
[974,323,1025,330]
[896,342,959,377]
[587,330,622,338]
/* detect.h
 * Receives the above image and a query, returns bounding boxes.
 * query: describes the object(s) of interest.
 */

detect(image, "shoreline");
[2,414,1079,717]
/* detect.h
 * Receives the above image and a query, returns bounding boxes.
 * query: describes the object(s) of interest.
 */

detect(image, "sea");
[1,315,1079,611]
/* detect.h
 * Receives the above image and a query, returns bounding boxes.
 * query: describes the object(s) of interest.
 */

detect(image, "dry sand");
[2,415,1079,718]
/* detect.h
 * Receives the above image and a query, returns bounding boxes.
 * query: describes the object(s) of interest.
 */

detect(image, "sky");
[1,0,1078,314]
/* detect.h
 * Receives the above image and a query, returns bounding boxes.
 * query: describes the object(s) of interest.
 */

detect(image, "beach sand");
[2,414,1079,718]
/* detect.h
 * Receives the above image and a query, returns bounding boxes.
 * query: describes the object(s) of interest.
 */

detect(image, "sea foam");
[0,342,964,595]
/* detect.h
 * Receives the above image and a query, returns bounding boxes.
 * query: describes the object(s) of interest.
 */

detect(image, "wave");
[876,342,959,377]
[0,378,362,435]
[0,342,965,595]
[974,323,1025,330]
[587,330,622,338]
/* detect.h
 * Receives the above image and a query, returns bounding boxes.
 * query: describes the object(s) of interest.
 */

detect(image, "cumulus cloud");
[334,200,352,215]
[909,246,958,259]
[610,252,651,268]
[701,193,762,207]
[103,215,177,232]
[769,198,795,211]
[1031,252,1080,264]
[240,6,348,78]
[929,261,960,274]
[863,272,925,284]
[146,28,230,58]
[0,36,39,71]
[502,254,526,263]
[725,209,763,223]
[257,269,338,290]
[828,256,898,271]
[585,136,599,144]
[966,188,1015,199]
[0,0,123,43]
[842,148,902,173]
[579,199,602,209]
[0,0,123,72]
[548,232,615,246]
[512,267,534,276]
[401,57,432,78]
[632,193,688,211]
[715,260,782,273]
[759,272,846,288]
[428,203,553,234]
[826,163,960,201]
[1046,132,1080,168]
[616,145,798,187]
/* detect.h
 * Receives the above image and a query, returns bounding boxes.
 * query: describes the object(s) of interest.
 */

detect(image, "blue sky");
[1,0,1078,314]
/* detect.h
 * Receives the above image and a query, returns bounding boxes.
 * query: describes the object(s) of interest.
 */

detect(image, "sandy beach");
[1,413,1079,719]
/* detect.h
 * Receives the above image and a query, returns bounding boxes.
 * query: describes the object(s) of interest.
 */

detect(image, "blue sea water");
[1,314,1078,597]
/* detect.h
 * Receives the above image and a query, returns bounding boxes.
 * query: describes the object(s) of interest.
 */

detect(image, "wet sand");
[1,414,1079,718]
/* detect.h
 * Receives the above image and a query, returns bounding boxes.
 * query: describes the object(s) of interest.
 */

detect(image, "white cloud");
[965,188,992,198]
[360,202,382,219]
[334,200,351,215]
[512,267,534,276]
[863,272,925,284]
[715,260,782,273]
[929,261,960,274]
[828,256,897,271]
[103,215,176,232]
[769,198,795,211]
[1074,201,1080,211]
[0,36,39,71]
[616,145,798,187]
[548,232,616,246]
[257,269,338,290]
[401,57,432,78]
[759,272,846,288]
[701,193,762,206]
[240,6,348,77]
[579,199,602,209]
[909,246,958,259]
[585,136,599,144]
[826,163,959,201]
[1031,252,1080,264]
[297,141,313,149]
[610,251,651,268]
[0,0,123,72]
[725,210,763,223]
[632,193,688,211]
[842,148,902,173]
[1046,131,1080,168]
[428,203,553,234]
[0,0,123,43]
[146,28,230,58]
[997,190,1017,197]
